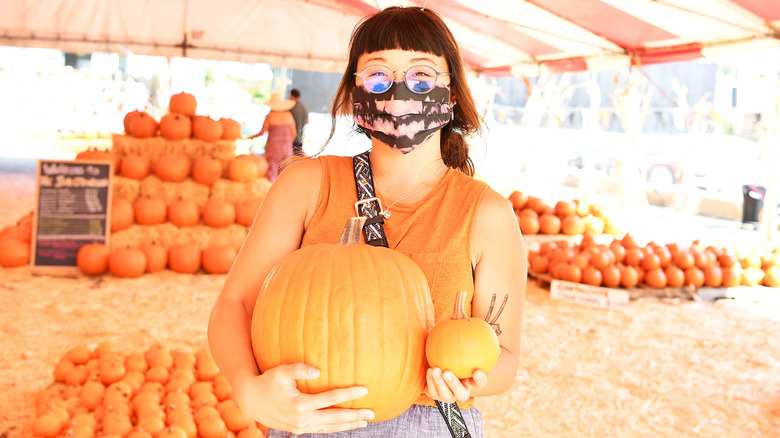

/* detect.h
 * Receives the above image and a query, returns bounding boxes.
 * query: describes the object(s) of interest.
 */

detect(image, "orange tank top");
[301,155,489,409]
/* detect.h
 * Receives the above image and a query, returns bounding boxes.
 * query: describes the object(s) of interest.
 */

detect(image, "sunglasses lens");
[361,66,392,94]
[405,66,437,94]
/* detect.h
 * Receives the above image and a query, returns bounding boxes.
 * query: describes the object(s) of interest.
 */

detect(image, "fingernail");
[358,387,368,397]
[444,372,455,382]
[365,411,375,420]
[309,368,320,378]
[359,421,368,428]
[433,368,441,378]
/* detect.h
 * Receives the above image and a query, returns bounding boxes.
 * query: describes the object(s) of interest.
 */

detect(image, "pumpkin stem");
[339,216,367,245]
[451,291,469,320]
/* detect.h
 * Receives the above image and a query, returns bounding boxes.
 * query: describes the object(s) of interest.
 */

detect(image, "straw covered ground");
[1,170,780,438]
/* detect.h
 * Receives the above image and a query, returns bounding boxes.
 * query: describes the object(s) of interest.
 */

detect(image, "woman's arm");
[248,116,271,139]
[207,158,374,433]
[426,188,527,402]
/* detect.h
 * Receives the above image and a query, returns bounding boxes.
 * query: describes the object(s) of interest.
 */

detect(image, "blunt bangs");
[350,7,451,60]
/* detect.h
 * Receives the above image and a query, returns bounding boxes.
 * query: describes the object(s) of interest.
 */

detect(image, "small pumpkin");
[159,113,193,140]
[192,155,223,186]
[234,199,261,227]
[128,112,159,138]
[109,247,147,278]
[168,243,201,274]
[123,110,145,134]
[155,153,191,182]
[228,157,259,182]
[202,199,236,228]
[168,197,201,228]
[169,92,197,117]
[192,117,224,142]
[0,239,31,267]
[76,243,110,275]
[252,221,435,422]
[134,196,167,225]
[111,198,135,232]
[119,154,151,180]
[218,118,242,140]
[202,245,238,274]
[425,291,500,379]
[1,224,32,243]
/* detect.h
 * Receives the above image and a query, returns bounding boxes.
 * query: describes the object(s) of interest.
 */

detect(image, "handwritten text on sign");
[549,280,629,309]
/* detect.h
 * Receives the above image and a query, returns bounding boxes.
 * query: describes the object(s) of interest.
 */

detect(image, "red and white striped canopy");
[1,0,778,75]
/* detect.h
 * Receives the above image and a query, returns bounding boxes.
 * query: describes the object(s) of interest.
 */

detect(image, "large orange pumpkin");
[119,154,151,180]
[169,92,197,117]
[192,155,223,186]
[168,197,201,228]
[110,198,134,232]
[0,239,30,267]
[202,199,235,228]
[201,245,238,274]
[168,243,201,274]
[251,242,435,422]
[76,243,110,275]
[108,247,147,278]
[155,153,191,182]
[425,291,500,379]
[128,112,158,138]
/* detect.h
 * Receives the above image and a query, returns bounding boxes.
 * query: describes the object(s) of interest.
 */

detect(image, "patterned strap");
[352,151,388,247]
[351,151,471,438]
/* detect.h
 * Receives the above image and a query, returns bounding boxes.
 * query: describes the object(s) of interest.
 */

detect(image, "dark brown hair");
[325,6,481,175]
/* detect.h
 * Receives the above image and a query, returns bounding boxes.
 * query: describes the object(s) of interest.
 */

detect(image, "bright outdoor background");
[1,45,779,241]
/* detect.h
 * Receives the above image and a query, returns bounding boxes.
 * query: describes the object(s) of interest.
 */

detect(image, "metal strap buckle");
[354,197,386,218]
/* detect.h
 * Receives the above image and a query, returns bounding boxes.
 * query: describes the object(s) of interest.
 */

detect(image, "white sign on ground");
[550,279,629,310]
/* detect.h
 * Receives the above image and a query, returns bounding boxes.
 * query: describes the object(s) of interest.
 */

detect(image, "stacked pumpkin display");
[527,234,780,289]
[508,190,625,237]
[27,341,266,438]
[0,211,33,268]
[72,92,271,277]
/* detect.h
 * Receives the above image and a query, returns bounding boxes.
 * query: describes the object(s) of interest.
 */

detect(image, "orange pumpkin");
[168,243,201,274]
[119,154,151,180]
[426,291,500,379]
[128,112,158,138]
[202,245,238,274]
[538,213,561,235]
[219,118,242,140]
[517,214,540,235]
[76,243,110,275]
[111,198,134,232]
[202,199,236,228]
[123,110,145,134]
[507,191,527,210]
[0,239,30,267]
[235,199,261,227]
[140,242,168,273]
[109,247,147,278]
[251,241,435,422]
[192,117,224,142]
[155,153,191,182]
[168,197,201,228]
[561,215,585,235]
[169,93,197,117]
[134,196,167,225]
[228,157,259,182]
[159,113,193,140]
[192,155,223,186]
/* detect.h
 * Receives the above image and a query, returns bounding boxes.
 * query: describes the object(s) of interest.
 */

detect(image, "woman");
[209,6,527,437]
[249,92,297,182]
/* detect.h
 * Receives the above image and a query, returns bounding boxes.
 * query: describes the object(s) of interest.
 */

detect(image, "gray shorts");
[266,405,483,438]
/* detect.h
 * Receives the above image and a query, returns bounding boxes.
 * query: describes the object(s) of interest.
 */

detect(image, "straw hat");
[264,92,295,111]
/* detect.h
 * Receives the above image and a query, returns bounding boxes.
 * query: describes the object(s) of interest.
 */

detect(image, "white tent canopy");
[1,0,779,76]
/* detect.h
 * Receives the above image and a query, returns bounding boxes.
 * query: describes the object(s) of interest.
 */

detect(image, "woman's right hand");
[234,363,376,435]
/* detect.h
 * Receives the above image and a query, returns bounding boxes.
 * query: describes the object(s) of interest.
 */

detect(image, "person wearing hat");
[249,92,298,182]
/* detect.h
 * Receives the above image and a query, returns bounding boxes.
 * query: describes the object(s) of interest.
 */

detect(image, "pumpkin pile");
[0,211,33,268]
[123,92,242,142]
[528,234,780,289]
[507,191,625,237]
[27,341,266,438]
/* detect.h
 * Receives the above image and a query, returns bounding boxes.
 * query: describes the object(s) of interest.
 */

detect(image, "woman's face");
[355,49,451,92]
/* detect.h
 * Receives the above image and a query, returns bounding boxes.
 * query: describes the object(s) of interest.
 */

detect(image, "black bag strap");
[351,151,471,438]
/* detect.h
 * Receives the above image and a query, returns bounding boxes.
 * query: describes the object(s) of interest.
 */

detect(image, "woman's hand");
[234,363,375,435]
[424,367,488,403]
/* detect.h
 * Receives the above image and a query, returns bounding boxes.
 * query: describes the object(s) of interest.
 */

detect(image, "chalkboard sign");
[31,159,113,273]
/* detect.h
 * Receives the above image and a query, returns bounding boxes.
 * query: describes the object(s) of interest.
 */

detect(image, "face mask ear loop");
[451,101,457,121]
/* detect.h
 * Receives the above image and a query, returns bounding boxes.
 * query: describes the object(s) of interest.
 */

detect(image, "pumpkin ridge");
[386,249,414,410]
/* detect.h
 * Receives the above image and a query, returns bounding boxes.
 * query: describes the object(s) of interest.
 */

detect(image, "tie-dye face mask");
[352,81,453,154]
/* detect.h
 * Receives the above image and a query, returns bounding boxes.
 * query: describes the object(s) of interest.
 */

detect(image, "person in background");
[249,92,297,182]
[209,6,526,437]
[289,88,309,155]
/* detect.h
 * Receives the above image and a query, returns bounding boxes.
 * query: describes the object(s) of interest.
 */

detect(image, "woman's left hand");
[424,367,488,403]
